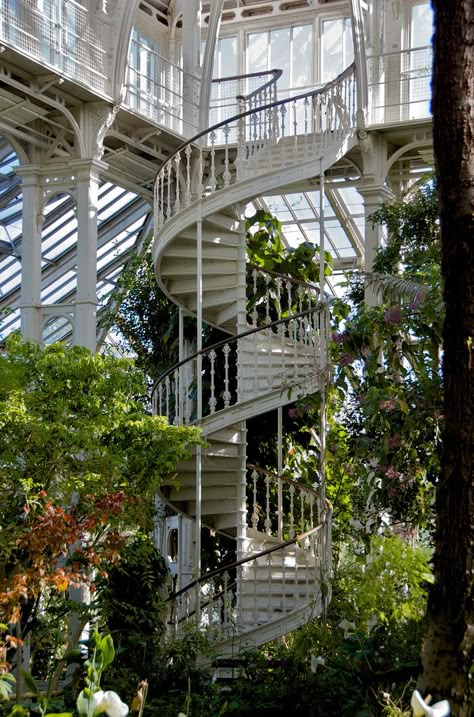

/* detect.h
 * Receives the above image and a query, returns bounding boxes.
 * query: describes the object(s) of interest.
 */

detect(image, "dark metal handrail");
[211,68,283,102]
[154,62,355,187]
[151,302,326,395]
[167,521,328,603]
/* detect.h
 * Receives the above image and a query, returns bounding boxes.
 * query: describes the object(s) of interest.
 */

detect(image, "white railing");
[124,41,200,137]
[151,301,328,426]
[154,63,356,232]
[247,464,320,541]
[209,69,282,143]
[167,508,330,641]
[0,0,111,94]
[368,46,432,125]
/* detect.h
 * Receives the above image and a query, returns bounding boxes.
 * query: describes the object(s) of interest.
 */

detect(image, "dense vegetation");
[0,184,444,717]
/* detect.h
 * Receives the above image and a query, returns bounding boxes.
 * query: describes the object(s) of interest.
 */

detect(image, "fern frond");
[364,272,428,303]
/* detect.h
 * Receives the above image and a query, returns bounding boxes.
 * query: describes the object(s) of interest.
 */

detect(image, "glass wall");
[320,18,353,84]
[246,24,313,95]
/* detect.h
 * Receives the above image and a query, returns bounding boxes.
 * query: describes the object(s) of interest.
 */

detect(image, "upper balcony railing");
[123,42,201,137]
[367,45,432,125]
[0,0,111,94]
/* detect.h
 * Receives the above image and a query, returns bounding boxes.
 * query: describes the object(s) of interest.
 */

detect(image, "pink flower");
[409,291,423,310]
[331,332,346,344]
[288,408,297,419]
[379,398,398,412]
[338,352,353,366]
[386,466,401,479]
[384,306,402,325]
[388,434,402,449]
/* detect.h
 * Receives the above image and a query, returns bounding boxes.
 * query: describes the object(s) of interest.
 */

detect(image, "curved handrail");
[154,62,355,188]
[167,521,327,602]
[211,68,283,102]
[151,302,326,396]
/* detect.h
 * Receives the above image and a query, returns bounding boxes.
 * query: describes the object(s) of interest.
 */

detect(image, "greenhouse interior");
[0,1,462,716]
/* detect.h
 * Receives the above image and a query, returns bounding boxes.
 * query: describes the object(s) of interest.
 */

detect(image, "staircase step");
[184,497,240,516]
[180,228,240,246]
[164,243,239,260]
[168,274,238,295]
[187,288,239,312]
[166,484,238,502]
[206,212,241,232]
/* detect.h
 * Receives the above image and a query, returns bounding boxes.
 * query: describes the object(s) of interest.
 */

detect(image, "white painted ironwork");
[367,46,432,125]
[0,0,111,93]
[153,64,357,239]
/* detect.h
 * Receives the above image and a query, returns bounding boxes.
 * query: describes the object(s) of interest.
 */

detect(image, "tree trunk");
[419,3,474,715]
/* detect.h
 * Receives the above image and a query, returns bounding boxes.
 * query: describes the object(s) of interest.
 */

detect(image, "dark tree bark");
[419,2,474,715]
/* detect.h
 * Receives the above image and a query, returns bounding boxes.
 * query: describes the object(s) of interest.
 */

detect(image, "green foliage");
[246,209,332,282]
[0,338,202,702]
[0,335,202,514]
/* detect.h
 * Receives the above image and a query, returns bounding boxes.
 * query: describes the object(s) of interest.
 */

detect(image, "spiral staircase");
[151,65,358,660]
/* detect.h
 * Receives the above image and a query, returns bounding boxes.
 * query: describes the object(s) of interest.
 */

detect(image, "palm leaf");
[363,272,428,303]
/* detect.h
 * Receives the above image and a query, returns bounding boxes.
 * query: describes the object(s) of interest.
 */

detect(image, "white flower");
[338,618,356,638]
[411,690,450,717]
[310,655,325,673]
[77,690,129,717]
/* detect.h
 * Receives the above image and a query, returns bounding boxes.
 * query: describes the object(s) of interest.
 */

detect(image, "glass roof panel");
[0,141,150,344]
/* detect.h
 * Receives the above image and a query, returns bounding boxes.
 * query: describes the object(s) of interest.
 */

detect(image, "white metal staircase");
[151,64,357,657]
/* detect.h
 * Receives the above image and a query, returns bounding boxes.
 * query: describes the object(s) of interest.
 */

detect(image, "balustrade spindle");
[264,474,272,535]
[300,489,305,534]
[185,145,192,206]
[165,376,170,421]
[159,169,165,228]
[292,99,298,162]
[289,483,295,538]
[223,124,231,187]
[251,469,259,529]
[276,277,282,320]
[281,547,287,611]
[280,104,286,165]
[222,343,231,407]
[264,273,271,325]
[267,553,273,614]
[173,368,180,425]
[207,583,214,633]
[208,349,217,413]
[209,130,217,193]
[252,269,258,326]
[166,162,172,220]
[197,146,204,198]
[174,153,181,212]
[184,361,192,424]
[292,319,299,379]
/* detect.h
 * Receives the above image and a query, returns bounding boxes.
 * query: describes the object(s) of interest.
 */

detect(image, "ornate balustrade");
[168,519,330,641]
[151,300,328,426]
[0,0,111,93]
[154,63,356,232]
[247,464,320,541]
[209,69,282,143]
